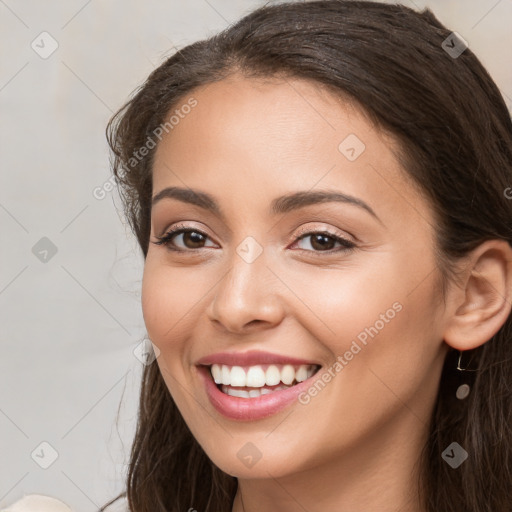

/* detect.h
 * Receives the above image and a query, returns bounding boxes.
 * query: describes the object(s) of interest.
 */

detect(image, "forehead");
[151,74,431,227]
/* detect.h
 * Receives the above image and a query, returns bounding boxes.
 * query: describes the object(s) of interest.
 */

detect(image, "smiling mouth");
[205,363,322,398]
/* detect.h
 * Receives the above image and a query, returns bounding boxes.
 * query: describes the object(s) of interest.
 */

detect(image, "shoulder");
[1,495,72,512]
[1,493,129,512]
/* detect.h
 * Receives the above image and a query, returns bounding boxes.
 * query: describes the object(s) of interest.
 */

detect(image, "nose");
[206,248,285,334]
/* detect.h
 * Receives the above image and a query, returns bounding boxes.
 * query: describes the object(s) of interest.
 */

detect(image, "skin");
[141,74,512,512]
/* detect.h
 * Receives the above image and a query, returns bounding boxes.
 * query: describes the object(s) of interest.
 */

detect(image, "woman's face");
[142,75,450,478]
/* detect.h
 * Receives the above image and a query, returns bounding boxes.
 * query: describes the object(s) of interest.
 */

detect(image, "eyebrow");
[151,186,382,225]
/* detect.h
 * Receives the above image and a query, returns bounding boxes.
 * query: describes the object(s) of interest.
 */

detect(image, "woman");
[100,1,512,511]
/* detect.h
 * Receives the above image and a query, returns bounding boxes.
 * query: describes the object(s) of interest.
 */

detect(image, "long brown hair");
[101,1,512,510]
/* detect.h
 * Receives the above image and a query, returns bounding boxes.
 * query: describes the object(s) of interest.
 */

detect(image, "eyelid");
[156,222,202,238]
[156,222,354,243]
[292,223,355,244]
[154,223,216,247]
[153,221,357,256]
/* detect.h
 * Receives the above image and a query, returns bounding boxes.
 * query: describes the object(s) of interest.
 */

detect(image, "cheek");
[332,270,442,424]
[281,255,403,351]
[141,260,200,401]
[140,256,227,373]
[140,259,195,349]
[141,263,166,342]
[287,251,442,399]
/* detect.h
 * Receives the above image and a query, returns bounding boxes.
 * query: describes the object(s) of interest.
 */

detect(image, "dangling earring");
[456,350,467,371]
[455,350,472,400]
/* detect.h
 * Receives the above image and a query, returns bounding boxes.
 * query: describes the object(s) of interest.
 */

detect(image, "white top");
[1,495,72,512]
[1,494,128,512]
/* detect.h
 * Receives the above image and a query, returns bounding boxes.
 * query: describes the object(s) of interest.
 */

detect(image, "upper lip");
[195,349,321,367]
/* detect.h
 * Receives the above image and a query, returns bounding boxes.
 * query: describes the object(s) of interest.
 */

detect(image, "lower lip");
[197,365,318,421]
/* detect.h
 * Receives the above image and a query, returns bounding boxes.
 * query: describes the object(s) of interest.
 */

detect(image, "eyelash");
[152,223,356,256]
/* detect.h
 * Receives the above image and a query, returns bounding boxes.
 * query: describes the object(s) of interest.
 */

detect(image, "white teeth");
[221,365,231,385]
[281,364,295,385]
[230,366,246,387]
[221,384,291,398]
[229,387,250,398]
[211,364,222,384]
[246,366,266,387]
[210,363,318,388]
[265,365,281,386]
[295,365,308,382]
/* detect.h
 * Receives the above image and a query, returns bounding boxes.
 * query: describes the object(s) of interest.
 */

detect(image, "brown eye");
[153,228,216,251]
[179,230,207,249]
[309,233,337,251]
[294,231,356,253]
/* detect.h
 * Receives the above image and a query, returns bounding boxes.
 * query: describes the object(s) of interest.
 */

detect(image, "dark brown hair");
[101,1,512,510]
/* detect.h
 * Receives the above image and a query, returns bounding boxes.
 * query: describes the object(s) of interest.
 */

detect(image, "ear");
[443,239,512,351]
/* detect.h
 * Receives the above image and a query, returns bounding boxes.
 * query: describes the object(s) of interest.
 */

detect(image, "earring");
[456,349,479,372]
[456,350,467,371]
[455,350,472,400]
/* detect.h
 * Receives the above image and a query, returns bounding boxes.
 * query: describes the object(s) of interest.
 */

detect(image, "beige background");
[1,0,511,510]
